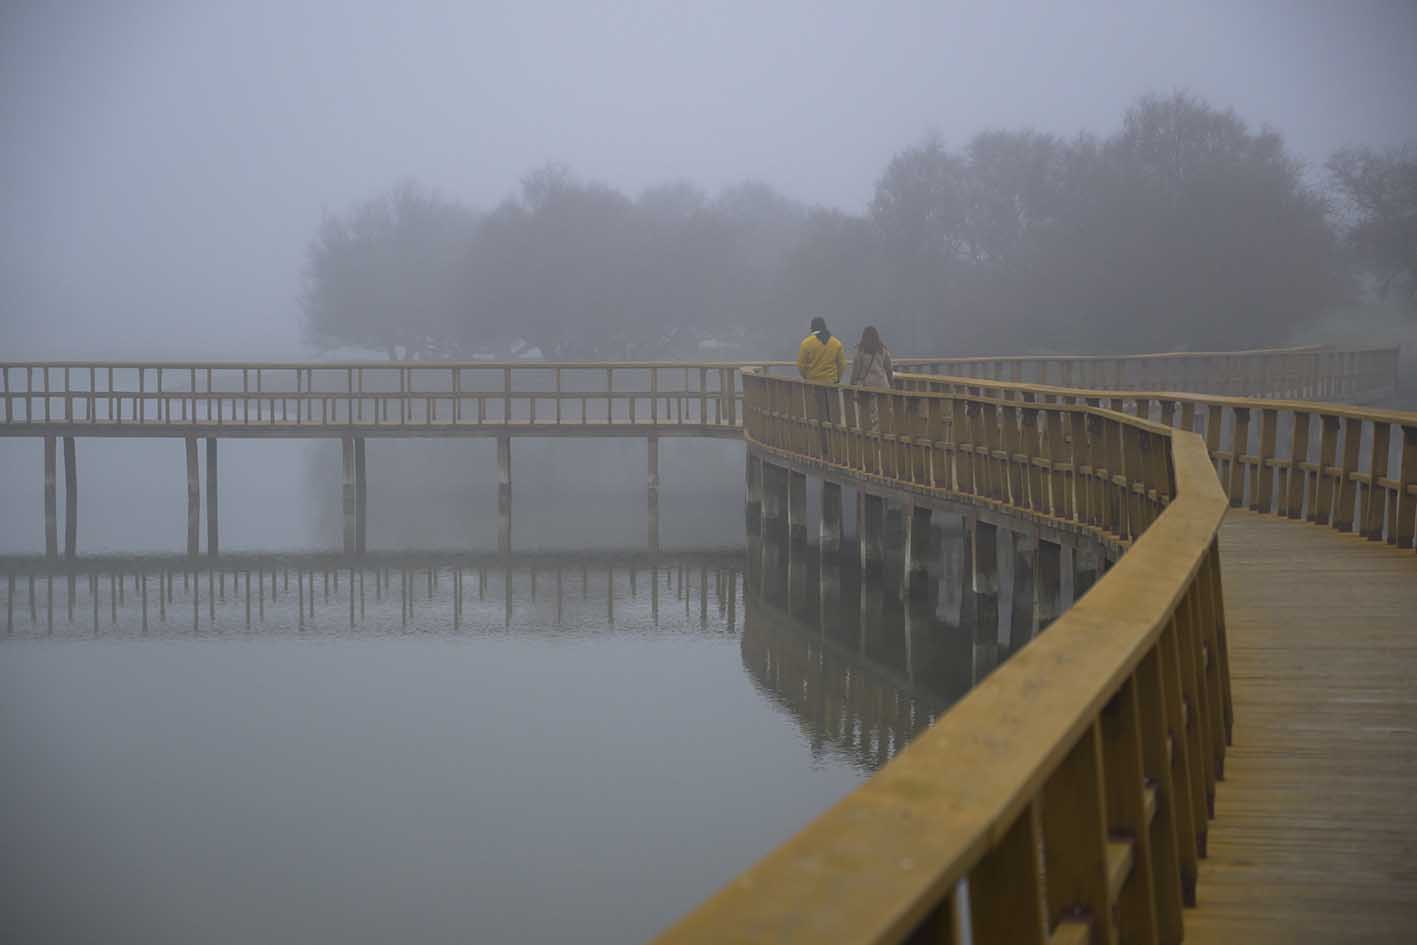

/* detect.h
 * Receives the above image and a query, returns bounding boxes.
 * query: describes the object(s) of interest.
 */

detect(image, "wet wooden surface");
[1187,510,1417,944]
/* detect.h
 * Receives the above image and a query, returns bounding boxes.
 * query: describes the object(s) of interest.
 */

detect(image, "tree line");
[303,93,1417,361]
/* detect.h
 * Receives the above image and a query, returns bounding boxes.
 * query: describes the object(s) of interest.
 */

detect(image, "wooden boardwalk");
[1189,510,1417,943]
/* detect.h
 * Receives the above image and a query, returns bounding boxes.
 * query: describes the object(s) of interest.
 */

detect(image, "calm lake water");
[0,442,1004,944]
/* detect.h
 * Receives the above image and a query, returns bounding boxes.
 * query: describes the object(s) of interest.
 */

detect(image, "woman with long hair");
[849,326,894,433]
[849,326,894,389]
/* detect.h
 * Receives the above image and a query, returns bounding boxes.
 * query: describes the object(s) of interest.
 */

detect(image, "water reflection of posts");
[819,481,842,558]
[761,462,786,541]
[744,453,762,536]
[858,492,884,576]
[786,471,807,546]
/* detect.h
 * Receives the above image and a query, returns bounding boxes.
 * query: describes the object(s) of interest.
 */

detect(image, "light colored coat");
[849,347,894,388]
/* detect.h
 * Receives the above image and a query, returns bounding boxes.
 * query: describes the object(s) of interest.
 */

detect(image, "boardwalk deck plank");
[1187,510,1417,944]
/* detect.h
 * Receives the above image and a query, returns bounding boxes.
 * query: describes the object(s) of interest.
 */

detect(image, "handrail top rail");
[0,342,1392,372]
[894,342,1386,364]
[742,367,1185,436]
[897,370,1417,427]
[0,359,788,371]
[660,371,1228,943]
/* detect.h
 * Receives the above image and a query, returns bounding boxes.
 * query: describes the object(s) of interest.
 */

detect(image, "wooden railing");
[898,344,1398,403]
[902,374,1417,552]
[0,345,1395,435]
[0,362,770,432]
[656,370,1233,945]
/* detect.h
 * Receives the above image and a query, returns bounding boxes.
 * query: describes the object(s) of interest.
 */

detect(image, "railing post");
[1252,408,1277,514]
[1310,415,1340,525]
[1361,421,1390,540]
[1041,723,1115,944]
[1227,407,1250,507]
[1395,425,1417,550]
[1285,411,1310,519]
[1333,417,1363,533]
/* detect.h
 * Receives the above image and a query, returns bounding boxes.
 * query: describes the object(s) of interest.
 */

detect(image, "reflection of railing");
[902,374,1417,550]
[741,547,965,773]
[658,370,1233,945]
[1,550,743,637]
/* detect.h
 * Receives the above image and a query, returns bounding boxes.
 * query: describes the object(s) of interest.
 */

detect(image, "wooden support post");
[786,470,807,546]
[903,503,931,599]
[745,451,763,536]
[1009,529,1035,646]
[858,491,884,576]
[819,480,842,557]
[762,462,787,541]
[972,519,999,642]
[341,435,356,554]
[648,434,660,553]
[62,436,77,558]
[497,433,512,556]
[185,435,200,556]
[1035,539,1062,632]
[43,434,57,559]
[205,436,218,556]
[354,437,367,554]
[1075,544,1101,600]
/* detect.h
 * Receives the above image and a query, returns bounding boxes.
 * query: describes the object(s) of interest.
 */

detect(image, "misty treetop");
[303,93,1412,362]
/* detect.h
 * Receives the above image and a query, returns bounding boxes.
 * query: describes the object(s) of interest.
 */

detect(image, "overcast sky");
[2,0,1415,357]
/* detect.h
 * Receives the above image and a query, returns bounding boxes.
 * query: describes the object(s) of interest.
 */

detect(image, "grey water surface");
[1,477,995,945]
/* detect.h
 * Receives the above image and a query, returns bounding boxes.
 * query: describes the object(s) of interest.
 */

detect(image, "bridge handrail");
[901,372,1417,550]
[897,344,1398,403]
[655,369,1233,944]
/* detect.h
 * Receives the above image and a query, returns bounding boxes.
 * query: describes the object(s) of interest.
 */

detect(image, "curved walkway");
[1190,510,1417,943]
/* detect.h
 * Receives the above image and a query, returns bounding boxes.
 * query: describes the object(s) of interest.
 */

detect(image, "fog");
[3,1,1415,359]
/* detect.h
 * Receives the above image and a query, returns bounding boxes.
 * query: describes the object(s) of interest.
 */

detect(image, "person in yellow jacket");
[797,317,847,384]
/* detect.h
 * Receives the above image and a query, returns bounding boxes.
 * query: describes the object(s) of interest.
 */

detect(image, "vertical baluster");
[1041,723,1116,945]
[1362,421,1391,540]
[1252,408,1277,514]
[1309,415,1340,525]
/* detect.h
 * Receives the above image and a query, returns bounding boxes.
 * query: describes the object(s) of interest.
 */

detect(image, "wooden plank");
[1185,511,1417,943]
